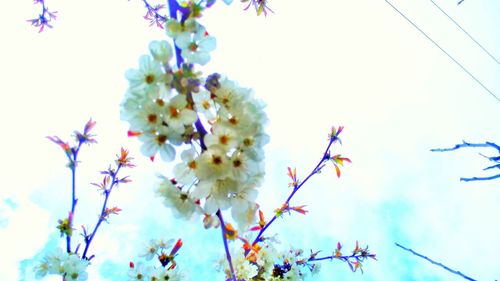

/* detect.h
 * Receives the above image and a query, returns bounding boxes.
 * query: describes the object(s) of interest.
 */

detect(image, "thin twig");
[431,141,500,182]
[247,132,342,254]
[395,243,477,281]
[216,210,237,281]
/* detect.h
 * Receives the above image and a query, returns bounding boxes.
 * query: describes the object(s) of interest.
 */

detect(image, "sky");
[0,0,499,280]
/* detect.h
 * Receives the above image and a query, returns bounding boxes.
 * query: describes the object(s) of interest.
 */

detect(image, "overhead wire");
[429,0,499,65]
[384,0,500,102]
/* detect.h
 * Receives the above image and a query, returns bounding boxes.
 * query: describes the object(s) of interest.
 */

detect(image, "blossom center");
[219,135,229,145]
[202,100,210,110]
[156,135,167,144]
[145,74,155,84]
[243,138,253,147]
[156,99,165,106]
[229,117,238,125]
[189,42,198,52]
[169,107,179,118]
[148,114,158,123]
[212,155,222,165]
[188,160,197,169]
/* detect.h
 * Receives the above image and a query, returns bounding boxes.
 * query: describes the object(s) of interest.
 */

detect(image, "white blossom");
[163,94,198,133]
[149,40,173,64]
[156,179,199,219]
[173,148,199,185]
[204,124,239,152]
[125,55,164,92]
[219,249,258,281]
[192,90,216,120]
[34,248,88,281]
[138,127,181,161]
[195,147,231,181]
[175,28,216,65]
[127,262,153,281]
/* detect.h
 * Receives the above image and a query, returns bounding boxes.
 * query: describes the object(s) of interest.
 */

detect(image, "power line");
[384,0,500,102]
[429,0,499,65]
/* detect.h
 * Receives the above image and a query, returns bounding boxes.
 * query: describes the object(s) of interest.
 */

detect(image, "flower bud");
[149,40,173,64]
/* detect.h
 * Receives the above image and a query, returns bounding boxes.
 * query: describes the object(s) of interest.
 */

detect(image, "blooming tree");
[30,0,377,280]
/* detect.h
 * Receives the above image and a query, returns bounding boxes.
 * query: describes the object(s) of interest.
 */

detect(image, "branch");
[48,119,96,253]
[431,141,500,153]
[247,127,346,255]
[395,243,477,281]
[431,141,500,182]
[216,210,237,281]
[141,0,168,28]
[307,241,376,273]
[27,0,57,32]
[81,164,123,260]
[461,174,500,182]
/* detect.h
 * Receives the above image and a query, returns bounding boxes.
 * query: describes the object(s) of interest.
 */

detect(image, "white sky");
[0,0,499,280]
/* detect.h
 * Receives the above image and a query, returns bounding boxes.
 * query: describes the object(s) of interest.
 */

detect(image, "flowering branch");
[27,0,57,32]
[431,141,500,182]
[306,241,377,273]
[30,0,380,279]
[149,1,236,278]
[248,126,348,253]
[48,119,97,253]
[119,0,375,279]
[37,121,134,280]
[395,243,477,281]
[81,148,134,260]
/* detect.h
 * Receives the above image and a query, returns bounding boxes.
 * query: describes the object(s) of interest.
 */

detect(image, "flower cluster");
[34,248,89,281]
[128,238,186,281]
[121,8,377,274]
[219,240,318,280]
[121,9,269,230]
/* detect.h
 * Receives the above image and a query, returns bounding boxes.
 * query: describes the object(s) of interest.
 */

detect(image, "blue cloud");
[0,198,18,228]
[18,234,59,281]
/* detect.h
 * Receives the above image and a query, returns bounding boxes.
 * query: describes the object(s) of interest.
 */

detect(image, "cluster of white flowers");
[121,15,269,230]
[34,248,89,281]
[139,238,174,261]
[128,262,184,281]
[128,238,186,281]
[219,240,321,281]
